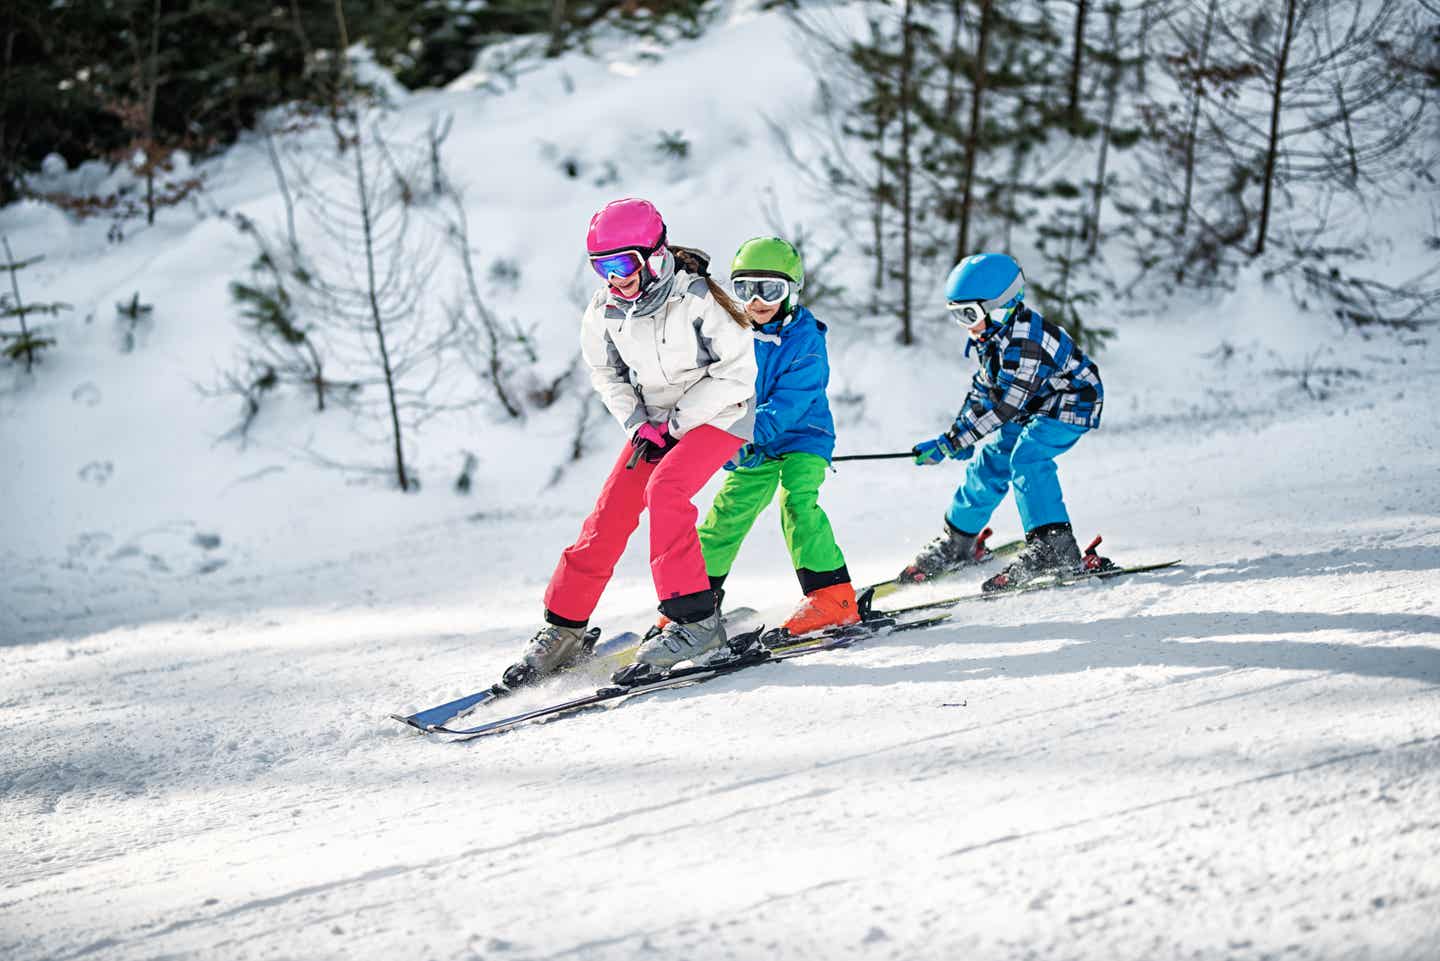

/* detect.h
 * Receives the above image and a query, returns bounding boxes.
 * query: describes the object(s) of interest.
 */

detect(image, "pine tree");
[1,236,67,372]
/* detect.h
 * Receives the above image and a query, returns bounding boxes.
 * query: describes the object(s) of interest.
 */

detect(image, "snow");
[3,5,1439,960]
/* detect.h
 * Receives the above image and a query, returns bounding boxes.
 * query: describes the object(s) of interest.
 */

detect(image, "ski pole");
[831,451,915,462]
[626,439,651,469]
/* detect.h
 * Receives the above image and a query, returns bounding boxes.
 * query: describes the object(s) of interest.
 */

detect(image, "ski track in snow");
[3,7,1440,960]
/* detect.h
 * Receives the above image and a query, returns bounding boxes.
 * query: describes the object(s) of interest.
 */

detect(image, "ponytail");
[706,277,752,329]
[672,244,752,329]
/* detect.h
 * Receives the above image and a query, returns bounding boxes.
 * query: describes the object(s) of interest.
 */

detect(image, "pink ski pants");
[544,425,743,623]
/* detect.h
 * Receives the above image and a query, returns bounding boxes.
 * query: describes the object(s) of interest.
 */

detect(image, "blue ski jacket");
[749,306,837,461]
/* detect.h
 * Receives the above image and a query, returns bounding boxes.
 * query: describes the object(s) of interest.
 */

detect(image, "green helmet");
[730,237,804,319]
[730,236,805,288]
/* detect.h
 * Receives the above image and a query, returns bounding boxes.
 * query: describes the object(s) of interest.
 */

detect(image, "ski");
[389,627,629,732]
[390,608,762,733]
[758,607,951,649]
[859,558,1183,621]
[861,526,1025,605]
[430,609,963,742]
[430,628,808,739]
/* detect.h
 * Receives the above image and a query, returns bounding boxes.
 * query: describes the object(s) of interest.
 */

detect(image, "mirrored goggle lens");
[733,278,789,304]
[590,251,644,280]
[947,301,986,326]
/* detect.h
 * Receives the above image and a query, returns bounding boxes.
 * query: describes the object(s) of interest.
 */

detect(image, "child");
[512,198,758,682]
[693,237,858,636]
[901,252,1105,591]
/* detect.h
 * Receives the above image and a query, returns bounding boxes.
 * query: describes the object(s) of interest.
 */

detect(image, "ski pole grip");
[626,440,649,470]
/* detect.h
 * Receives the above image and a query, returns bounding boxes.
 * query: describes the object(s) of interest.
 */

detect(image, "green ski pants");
[696,452,849,594]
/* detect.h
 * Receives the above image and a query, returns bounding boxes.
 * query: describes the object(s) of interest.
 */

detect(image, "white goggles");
[732,277,791,305]
[948,301,1009,327]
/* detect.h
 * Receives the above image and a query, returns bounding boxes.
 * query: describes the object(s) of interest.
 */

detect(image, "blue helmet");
[944,253,1025,310]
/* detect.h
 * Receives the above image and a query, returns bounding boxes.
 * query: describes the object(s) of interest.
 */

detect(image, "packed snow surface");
[2,6,1439,960]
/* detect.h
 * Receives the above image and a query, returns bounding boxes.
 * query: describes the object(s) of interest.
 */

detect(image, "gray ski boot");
[633,611,731,671]
[898,522,988,583]
[503,623,590,687]
[982,522,1084,593]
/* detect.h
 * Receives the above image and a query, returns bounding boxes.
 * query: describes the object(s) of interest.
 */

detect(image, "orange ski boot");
[781,583,861,637]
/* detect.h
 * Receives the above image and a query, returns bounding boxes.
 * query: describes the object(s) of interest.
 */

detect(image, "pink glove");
[635,423,670,449]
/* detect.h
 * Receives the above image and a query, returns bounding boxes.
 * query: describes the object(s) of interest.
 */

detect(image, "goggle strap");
[979,272,1024,311]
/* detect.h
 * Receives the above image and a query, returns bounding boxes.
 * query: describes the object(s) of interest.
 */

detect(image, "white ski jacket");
[580,270,757,441]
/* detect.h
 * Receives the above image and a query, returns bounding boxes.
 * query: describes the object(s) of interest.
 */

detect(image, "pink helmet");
[586,197,666,255]
[586,198,674,303]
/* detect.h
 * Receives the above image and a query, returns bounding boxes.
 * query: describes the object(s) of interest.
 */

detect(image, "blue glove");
[912,432,971,466]
[725,443,768,471]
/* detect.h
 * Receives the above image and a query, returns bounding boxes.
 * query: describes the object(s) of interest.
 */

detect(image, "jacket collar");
[965,305,1023,356]
[756,304,816,339]
[610,268,697,319]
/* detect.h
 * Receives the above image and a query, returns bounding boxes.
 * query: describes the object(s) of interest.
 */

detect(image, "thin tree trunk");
[305,340,326,411]
[1334,81,1360,185]
[144,0,162,225]
[872,113,886,315]
[868,17,888,316]
[0,26,14,205]
[288,0,314,63]
[1067,0,1090,133]
[898,0,916,345]
[334,0,408,490]
[940,0,969,233]
[330,0,352,151]
[1086,5,1121,256]
[548,0,567,57]
[1255,0,1298,257]
[1135,0,1151,90]
[353,133,409,491]
[942,0,968,121]
[262,121,300,254]
[957,0,993,262]
[1179,0,1218,238]
[453,198,523,419]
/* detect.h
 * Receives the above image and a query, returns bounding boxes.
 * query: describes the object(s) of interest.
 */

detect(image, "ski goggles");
[947,301,987,326]
[949,301,1011,327]
[731,276,790,305]
[589,249,646,281]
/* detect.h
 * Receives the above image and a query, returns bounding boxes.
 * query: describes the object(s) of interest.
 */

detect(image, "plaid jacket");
[947,307,1103,449]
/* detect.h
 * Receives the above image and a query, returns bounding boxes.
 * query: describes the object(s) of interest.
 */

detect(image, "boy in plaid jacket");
[900,253,1105,591]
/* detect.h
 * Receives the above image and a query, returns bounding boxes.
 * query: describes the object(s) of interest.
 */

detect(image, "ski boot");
[898,524,995,583]
[615,610,766,684]
[981,522,1100,593]
[635,611,729,670]
[502,622,591,687]
[780,583,861,637]
[646,586,726,641]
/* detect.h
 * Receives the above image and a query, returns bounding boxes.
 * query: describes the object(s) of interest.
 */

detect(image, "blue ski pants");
[946,417,1089,535]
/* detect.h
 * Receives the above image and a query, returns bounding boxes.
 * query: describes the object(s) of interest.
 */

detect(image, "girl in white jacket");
[511,198,759,682]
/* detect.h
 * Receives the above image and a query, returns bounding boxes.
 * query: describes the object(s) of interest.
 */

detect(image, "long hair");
[672,245,752,329]
[705,277,752,328]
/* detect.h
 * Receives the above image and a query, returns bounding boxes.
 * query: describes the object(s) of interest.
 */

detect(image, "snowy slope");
[3,4,1440,960]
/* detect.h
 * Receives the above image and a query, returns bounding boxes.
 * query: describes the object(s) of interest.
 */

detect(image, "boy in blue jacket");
[902,252,1106,592]
[694,237,857,635]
